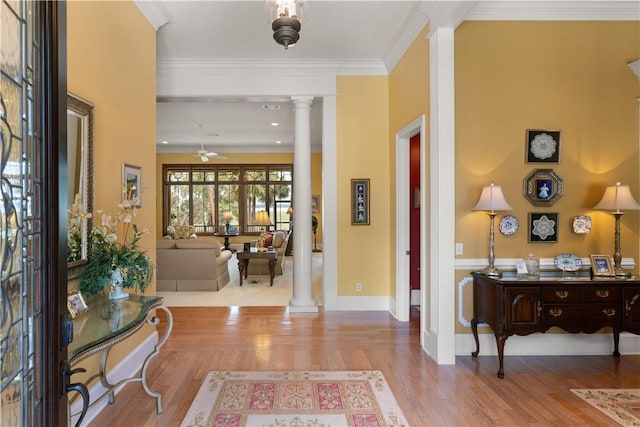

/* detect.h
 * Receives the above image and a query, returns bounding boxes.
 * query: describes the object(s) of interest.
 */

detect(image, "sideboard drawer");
[543,287,582,303]
[584,287,620,302]
[544,304,621,331]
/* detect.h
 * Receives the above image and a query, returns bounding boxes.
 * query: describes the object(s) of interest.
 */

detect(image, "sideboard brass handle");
[595,290,610,298]
[537,301,542,317]
[549,308,562,317]
[626,300,631,316]
[603,308,616,317]
[555,290,568,299]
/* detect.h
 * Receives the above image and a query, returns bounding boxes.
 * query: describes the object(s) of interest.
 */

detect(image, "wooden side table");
[236,249,278,286]
[214,232,238,251]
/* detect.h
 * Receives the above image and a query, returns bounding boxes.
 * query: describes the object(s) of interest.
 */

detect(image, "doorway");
[394,116,426,322]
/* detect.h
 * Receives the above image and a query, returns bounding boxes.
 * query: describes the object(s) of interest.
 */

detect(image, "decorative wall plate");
[572,215,592,234]
[554,253,582,272]
[499,215,519,236]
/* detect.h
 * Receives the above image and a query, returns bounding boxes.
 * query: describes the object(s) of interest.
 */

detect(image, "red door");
[409,134,421,293]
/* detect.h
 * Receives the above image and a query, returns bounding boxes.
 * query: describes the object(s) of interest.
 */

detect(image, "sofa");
[156,238,232,291]
[246,230,291,277]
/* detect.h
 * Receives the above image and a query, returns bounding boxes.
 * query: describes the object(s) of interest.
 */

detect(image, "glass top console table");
[67,294,173,426]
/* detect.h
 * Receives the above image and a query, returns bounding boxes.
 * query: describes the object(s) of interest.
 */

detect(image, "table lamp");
[287,206,293,222]
[473,183,512,278]
[593,182,640,277]
[222,211,233,233]
[254,210,273,251]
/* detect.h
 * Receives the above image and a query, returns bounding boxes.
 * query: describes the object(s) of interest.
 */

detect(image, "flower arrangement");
[79,190,153,296]
[67,193,92,263]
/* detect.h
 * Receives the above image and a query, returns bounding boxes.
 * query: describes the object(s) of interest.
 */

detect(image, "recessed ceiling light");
[276,140,282,144]
[262,104,280,110]
[161,140,169,144]
[271,122,279,126]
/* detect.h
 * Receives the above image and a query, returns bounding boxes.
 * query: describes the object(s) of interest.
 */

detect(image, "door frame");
[394,115,426,322]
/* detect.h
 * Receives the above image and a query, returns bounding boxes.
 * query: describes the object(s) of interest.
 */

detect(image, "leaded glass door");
[1,1,66,425]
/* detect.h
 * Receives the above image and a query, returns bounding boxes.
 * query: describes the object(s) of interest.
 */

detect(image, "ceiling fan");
[192,124,227,162]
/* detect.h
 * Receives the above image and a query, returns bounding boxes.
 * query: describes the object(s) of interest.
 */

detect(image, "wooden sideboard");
[470,272,640,378]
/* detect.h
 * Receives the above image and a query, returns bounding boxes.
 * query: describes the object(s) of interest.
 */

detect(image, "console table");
[67,294,173,426]
[237,249,277,286]
[470,272,640,378]
[214,232,238,251]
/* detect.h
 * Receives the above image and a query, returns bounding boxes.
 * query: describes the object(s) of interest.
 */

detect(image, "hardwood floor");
[89,306,639,426]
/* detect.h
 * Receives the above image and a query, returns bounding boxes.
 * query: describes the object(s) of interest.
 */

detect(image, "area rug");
[181,371,408,427]
[571,389,640,426]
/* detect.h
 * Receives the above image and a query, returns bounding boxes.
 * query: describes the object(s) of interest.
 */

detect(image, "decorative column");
[290,96,318,312]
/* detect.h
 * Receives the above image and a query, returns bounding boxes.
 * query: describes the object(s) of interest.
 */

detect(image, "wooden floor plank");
[87,306,640,426]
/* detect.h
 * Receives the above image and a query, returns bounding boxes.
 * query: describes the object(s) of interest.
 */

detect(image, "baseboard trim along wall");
[69,331,159,426]
[338,296,391,311]
[455,331,640,356]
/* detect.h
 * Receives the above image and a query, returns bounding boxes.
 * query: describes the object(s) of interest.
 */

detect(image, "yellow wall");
[68,0,156,381]
[337,76,391,296]
[454,21,640,332]
[155,152,323,245]
[388,24,430,296]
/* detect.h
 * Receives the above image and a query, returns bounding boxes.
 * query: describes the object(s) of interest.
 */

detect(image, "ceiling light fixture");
[265,0,306,49]
[271,122,279,126]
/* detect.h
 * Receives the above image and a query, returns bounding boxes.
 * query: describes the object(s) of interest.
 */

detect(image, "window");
[163,164,292,235]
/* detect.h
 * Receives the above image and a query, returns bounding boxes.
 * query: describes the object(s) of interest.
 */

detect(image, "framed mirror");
[67,93,94,279]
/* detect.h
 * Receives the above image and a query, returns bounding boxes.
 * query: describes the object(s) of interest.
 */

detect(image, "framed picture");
[590,255,615,277]
[122,163,142,207]
[312,195,320,213]
[526,129,561,163]
[528,212,558,242]
[351,178,370,225]
[67,291,88,319]
[523,169,563,207]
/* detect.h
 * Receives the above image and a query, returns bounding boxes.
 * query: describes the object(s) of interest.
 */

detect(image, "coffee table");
[236,249,278,286]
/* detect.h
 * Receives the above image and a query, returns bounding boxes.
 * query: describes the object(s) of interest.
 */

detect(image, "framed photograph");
[590,255,615,277]
[311,195,320,213]
[526,129,561,163]
[523,169,563,207]
[122,163,142,207]
[67,291,88,319]
[528,212,558,242]
[351,178,370,225]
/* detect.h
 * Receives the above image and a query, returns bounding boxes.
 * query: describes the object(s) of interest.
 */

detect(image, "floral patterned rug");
[571,389,640,426]
[181,371,408,427]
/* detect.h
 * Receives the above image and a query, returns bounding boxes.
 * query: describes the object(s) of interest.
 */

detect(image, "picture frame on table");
[67,291,89,319]
[122,163,142,207]
[590,255,615,277]
[351,178,370,225]
[528,212,558,243]
[523,168,563,207]
[526,129,561,163]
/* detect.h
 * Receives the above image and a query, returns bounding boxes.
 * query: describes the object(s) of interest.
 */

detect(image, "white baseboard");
[338,296,390,311]
[455,332,640,356]
[69,331,159,427]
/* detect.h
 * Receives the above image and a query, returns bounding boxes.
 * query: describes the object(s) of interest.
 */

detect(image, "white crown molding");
[465,1,640,21]
[134,1,170,30]
[629,59,640,80]
[384,2,432,73]
[157,58,388,77]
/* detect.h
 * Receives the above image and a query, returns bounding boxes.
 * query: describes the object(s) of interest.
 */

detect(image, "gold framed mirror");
[67,93,94,279]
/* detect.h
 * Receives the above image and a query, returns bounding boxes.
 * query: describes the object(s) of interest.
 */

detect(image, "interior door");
[409,134,421,299]
[0,1,67,425]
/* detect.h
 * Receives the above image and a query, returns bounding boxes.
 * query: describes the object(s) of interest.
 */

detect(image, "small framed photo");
[528,212,558,242]
[351,179,370,225]
[590,255,615,277]
[311,195,320,213]
[523,168,563,207]
[122,163,142,207]
[526,129,561,163]
[67,291,88,319]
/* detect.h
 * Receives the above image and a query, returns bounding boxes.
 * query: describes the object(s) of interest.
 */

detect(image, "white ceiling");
[147,1,639,156]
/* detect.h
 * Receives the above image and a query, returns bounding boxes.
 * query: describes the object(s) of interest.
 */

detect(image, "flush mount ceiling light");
[265,0,306,49]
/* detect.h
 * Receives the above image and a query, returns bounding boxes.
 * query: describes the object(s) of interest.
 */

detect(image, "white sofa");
[156,239,232,291]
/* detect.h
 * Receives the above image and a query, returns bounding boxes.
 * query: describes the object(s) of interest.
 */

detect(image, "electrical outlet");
[355,282,362,292]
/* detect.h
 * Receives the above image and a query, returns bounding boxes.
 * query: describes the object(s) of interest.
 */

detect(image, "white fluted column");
[290,96,318,312]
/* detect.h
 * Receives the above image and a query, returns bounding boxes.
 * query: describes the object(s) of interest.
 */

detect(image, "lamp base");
[481,265,502,278]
